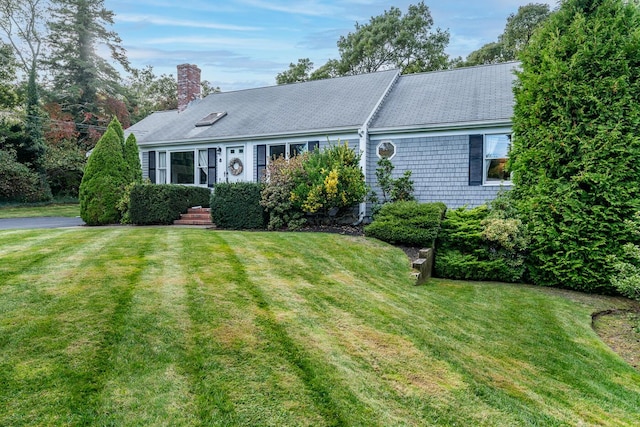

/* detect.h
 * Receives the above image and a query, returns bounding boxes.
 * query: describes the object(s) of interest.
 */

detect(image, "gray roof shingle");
[369,62,517,131]
[129,69,399,144]
[126,63,517,144]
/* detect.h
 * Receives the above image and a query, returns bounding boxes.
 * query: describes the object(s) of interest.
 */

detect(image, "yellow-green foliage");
[290,141,366,217]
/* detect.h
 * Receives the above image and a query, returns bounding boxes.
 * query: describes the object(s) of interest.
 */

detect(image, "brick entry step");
[173,207,213,226]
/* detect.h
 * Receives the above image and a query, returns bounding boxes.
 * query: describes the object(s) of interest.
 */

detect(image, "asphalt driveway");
[0,217,85,230]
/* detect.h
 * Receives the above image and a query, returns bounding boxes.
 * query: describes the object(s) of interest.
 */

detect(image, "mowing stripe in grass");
[210,231,356,427]
[91,229,198,426]
[0,229,80,282]
[0,229,141,425]
[178,230,326,426]
[72,230,156,424]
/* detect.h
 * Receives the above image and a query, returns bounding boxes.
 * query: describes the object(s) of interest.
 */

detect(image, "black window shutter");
[256,144,266,181]
[469,135,483,186]
[148,150,156,184]
[308,140,319,152]
[207,148,217,188]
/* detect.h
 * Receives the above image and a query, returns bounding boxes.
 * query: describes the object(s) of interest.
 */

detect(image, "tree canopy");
[46,0,129,145]
[464,3,550,66]
[509,0,640,293]
[275,1,451,84]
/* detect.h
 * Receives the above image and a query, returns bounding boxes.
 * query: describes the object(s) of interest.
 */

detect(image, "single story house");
[126,62,516,219]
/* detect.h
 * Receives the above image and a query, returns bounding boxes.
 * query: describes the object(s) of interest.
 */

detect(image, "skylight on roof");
[195,111,227,127]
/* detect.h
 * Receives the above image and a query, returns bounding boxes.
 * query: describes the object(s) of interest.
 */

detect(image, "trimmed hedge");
[364,201,446,247]
[129,184,211,225]
[211,182,266,229]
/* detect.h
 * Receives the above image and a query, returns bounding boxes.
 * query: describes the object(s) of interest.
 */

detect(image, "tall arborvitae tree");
[123,133,142,184]
[46,0,128,147]
[509,0,640,293]
[79,117,127,225]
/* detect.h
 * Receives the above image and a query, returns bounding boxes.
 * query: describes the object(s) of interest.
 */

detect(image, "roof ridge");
[201,68,401,98]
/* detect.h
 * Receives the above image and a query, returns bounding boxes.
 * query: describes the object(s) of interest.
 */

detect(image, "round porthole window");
[377,141,396,159]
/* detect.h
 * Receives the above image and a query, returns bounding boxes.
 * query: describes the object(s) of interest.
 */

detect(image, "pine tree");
[509,0,640,292]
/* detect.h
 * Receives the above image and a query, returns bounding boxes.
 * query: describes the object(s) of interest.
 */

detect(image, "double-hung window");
[469,133,512,186]
[198,149,208,185]
[158,152,167,184]
[484,134,511,183]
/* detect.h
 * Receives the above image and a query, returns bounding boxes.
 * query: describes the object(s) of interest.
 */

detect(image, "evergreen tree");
[46,0,128,146]
[509,0,640,292]
[79,118,127,225]
[123,133,141,184]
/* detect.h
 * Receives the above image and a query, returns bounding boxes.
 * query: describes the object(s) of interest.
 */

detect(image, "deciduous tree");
[0,0,49,195]
[464,3,550,66]
[337,1,449,74]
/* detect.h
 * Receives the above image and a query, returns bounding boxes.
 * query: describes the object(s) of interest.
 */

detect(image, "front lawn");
[0,228,639,425]
[0,203,79,218]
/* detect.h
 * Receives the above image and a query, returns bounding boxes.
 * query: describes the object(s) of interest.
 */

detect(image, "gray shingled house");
[126,62,517,219]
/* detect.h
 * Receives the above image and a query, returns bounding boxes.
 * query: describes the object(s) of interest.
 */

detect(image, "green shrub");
[211,182,265,229]
[79,126,127,225]
[290,141,366,220]
[435,202,528,283]
[260,154,307,230]
[128,184,210,225]
[435,249,520,282]
[44,141,85,197]
[364,201,445,247]
[509,0,640,292]
[609,213,640,300]
[0,149,49,202]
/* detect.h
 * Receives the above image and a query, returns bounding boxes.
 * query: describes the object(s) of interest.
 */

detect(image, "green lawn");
[0,203,79,218]
[1,227,639,426]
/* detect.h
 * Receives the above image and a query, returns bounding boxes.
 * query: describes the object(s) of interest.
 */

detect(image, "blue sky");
[107,0,556,91]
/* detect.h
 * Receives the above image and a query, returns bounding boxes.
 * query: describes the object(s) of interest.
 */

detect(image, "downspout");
[357,70,401,222]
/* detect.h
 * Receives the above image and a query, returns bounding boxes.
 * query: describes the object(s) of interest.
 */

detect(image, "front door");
[226,146,245,183]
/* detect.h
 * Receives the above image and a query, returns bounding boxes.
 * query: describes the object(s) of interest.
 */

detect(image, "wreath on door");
[228,157,244,176]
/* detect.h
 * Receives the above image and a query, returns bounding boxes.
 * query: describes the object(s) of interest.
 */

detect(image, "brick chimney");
[177,64,201,112]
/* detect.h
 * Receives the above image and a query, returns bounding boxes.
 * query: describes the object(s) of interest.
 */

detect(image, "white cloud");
[141,36,293,51]
[237,0,342,17]
[117,14,261,32]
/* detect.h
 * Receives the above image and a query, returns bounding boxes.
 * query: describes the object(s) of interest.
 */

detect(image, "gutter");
[368,118,513,135]
[135,126,362,147]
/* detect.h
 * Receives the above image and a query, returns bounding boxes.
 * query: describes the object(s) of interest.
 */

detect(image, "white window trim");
[159,149,212,187]
[376,140,396,160]
[158,151,167,184]
[483,133,512,186]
